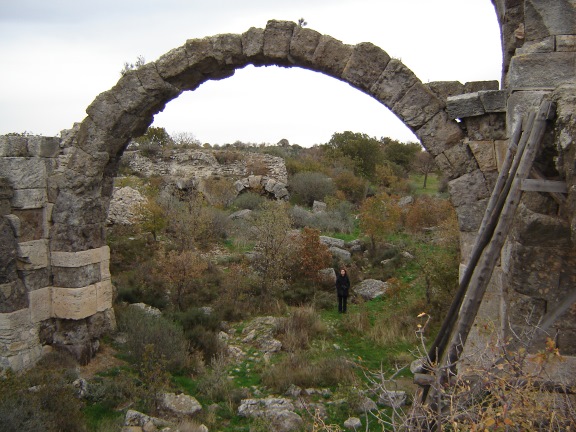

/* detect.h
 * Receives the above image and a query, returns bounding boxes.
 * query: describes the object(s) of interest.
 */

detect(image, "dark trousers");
[338,295,347,313]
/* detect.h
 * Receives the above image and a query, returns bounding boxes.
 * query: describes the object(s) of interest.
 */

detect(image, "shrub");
[333,170,368,204]
[275,306,326,352]
[201,177,237,208]
[262,353,356,393]
[115,305,190,372]
[289,171,335,206]
[214,150,243,165]
[403,195,454,233]
[232,191,265,210]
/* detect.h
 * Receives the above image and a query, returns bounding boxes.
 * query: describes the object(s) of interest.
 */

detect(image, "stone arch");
[56,19,465,252]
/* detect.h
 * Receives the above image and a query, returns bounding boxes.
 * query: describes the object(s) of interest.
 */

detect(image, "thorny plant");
[354,313,576,431]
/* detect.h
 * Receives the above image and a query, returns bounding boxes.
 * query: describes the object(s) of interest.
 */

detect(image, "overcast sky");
[0,0,502,147]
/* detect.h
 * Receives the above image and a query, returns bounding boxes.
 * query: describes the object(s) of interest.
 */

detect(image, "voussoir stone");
[342,42,390,91]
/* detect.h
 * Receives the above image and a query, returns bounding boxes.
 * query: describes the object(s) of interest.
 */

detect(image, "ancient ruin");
[1,0,575,387]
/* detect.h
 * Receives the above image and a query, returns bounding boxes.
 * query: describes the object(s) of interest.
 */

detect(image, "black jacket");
[335,272,350,297]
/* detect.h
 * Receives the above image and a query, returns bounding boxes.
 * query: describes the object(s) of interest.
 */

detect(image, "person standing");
[335,268,350,313]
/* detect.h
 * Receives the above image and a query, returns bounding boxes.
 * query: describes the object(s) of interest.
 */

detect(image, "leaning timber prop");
[419,100,557,405]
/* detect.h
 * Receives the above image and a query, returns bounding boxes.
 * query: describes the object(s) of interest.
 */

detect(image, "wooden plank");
[521,179,568,193]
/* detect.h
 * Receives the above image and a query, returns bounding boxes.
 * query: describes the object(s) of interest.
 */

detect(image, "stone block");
[263,20,295,61]
[156,44,203,91]
[416,111,464,157]
[312,35,353,79]
[209,33,244,66]
[0,158,47,189]
[448,169,490,207]
[29,287,52,323]
[17,239,49,270]
[370,59,420,108]
[516,36,555,54]
[446,93,485,119]
[426,81,465,101]
[53,263,101,288]
[52,285,98,320]
[478,90,507,112]
[459,232,478,265]
[19,268,50,292]
[12,209,44,241]
[511,204,572,247]
[0,136,28,157]
[27,136,60,158]
[508,52,576,89]
[524,0,576,41]
[463,81,499,93]
[0,199,10,216]
[96,280,114,312]
[494,140,509,172]
[506,90,548,137]
[342,42,390,92]
[454,199,488,232]
[100,260,111,281]
[0,308,31,331]
[11,189,47,209]
[289,27,321,65]
[51,245,109,268]
[4,214,20,237]
[242,27,264,59]
[468,141,497,172]
[0,279,28,313]
[441,142,479,178]
[556,35,576,52]
[392,82,443,129]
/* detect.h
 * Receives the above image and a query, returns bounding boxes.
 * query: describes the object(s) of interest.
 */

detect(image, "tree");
[411,151,437,189]
[359,193,402,250]
[291,227,332,286]
[136,197,167,242]
[381,138,421,171]
[326,131,384,179]
[153,249,209,311]
[251,201,293,300]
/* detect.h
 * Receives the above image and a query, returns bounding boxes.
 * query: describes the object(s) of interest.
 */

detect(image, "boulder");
[319,236,345,248]
[329,246,351,262]
[129,302,161,317]
[106,186,146,225]
[344,417,362,430]
[238,397,303,432]
[158,392,202,417]
[229,209,253,220]
[354,279,388,300]
[378,390,407,408]
[312,200,327,213]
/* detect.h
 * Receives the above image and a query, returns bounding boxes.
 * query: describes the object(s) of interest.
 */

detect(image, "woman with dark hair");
[335,268,350,313]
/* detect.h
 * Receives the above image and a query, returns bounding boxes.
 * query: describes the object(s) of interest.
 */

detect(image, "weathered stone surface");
[426,81,465,101]
[506,91,549,137]
[312,35,352,79]
[52,285,98,320]
[446,93,485,119]
[440,142,479,179]
[342,42,390,91]
[330,246,351,262]
[454,199,488,232]
[464,112,507,141]
[29,287,52,322]
[0,158,47,189]
[19,268,50,292]
[370,59,420,108]
[107,186,145,225]
[0,136,28,157]
[53,263,101,288]
[263,20,296,62]
[51,245,110,268]
[511,204,572,248]
[508,53,576,89]
[516,36,555,54]
[468,141,497,172]
[238,397,303,432]
[478,90,507,112]
[0,217,19,285]
[0,280,28,313]
[416,110,464,157]
[354,279,388,300]
[242,27,265,59]
[27,136,60,158]
[524,0,576,41]
[377,390,406,408]
[124,409,171,429]
[319,236,345,248]
[159,392,202,417]
[312,200,326,213]
[96,280,114,312]
[17,239,49,271]
[289,27,321,65]
[448,170,490,207]
[392,82,443,129]
[11,189,47,209]
[463,81,499,93]
[12,209,44,241]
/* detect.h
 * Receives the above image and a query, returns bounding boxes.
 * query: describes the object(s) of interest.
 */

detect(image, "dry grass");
[275,306,327,352]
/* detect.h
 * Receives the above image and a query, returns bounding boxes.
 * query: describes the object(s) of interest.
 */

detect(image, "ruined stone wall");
[0,135,115,369]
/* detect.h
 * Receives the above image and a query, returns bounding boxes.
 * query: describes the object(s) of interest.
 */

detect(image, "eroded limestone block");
[0,158,47,189]
[508,52,576,89]
[416,111,464,157]
[263,20,296,61]
[52,285,98,320]
[441,143,479,178]
[29,287,52,323]
[342,42,390,92]
[96,280,114,312]
[468,141,497,172]
[0,136,28,157]
[479,90,507,112]
[53,263,101,288]
[448,170,490,207]
[524,0,576,41]
[27,136,60,158]
[370,59,420,109]
[242,27,265,59]
[426,81,465,100]
[17,239,49,271]
[454,199,488,232]
[312,35,352,79]
[11,189,47,209]
[392,82,443,129]
[446,93,485,119]
[289,27,321,65]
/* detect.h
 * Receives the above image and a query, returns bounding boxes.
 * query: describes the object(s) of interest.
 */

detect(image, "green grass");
[83,404,123,431]
[409,173,442,195]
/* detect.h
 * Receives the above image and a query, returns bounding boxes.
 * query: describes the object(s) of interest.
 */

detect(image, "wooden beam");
[521,179,568,193]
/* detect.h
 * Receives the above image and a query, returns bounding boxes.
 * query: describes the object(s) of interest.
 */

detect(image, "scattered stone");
[129,302,161,317]
[124,409,171,430]
[354,279,388,300]
[285,384,302,398]
[319,236,345,248]
[401,251,414,260]
[378,390,407,408]
[107,186,146,225]
[158,392,202,418]
[410,358,425,374]
[312,200,327,213]
[238,397,303,432]
[329,246,351,262]
[344,417,362,430]
[229,209,253,220]
[398,195,414,207]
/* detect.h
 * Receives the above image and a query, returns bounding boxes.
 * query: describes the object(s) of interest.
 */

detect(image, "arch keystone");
[342,42,391,92]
